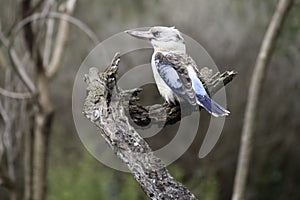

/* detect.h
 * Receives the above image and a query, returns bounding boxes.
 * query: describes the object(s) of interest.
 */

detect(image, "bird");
[126,26,229,117]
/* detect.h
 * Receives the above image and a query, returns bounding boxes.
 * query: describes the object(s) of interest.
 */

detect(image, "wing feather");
[154,52,197,105]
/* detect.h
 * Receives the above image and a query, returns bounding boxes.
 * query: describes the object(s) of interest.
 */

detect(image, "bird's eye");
[152,31,160,37]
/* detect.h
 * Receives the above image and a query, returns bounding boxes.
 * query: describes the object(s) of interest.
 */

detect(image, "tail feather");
[197,95,230,117]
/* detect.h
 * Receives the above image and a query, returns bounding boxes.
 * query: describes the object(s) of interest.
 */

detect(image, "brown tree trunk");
[32,73,54,200]
[20,1,55,199]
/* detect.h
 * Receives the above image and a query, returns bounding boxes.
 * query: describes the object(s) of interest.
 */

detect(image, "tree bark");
[83,53,236,199]
[231,1,294,200]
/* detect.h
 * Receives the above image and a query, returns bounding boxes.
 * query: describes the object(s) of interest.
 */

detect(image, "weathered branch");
[232,0,294,200]
[83,53,236,199]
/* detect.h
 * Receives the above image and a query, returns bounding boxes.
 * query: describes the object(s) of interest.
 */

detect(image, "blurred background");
[0,0,299,199]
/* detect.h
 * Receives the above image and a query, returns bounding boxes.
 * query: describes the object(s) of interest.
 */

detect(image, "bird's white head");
[126,26,186,53]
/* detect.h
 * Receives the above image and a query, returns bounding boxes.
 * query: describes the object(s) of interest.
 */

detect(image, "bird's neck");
[151,41,186,54]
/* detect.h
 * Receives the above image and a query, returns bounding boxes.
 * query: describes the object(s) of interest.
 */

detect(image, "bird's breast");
[151,52,176,103]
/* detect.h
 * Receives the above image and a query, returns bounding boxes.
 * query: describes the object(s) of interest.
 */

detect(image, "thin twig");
[0,30,36,93]
[46,0,77,78]
[0,120,4,162]
[232,1,294,200]
[11,12,99,45]
[0,87,32,99]
[0,48,7,70]
[8,47,36,93]
[0,29,9,47]
[3,9,99,93]
[43,18,55,67]
[35,0,56,64]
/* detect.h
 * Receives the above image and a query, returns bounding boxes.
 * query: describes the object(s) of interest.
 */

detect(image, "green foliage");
[48,153,112,200]
[47,151,146,200]
[199,175,219,200]
[117,175,143,200]
[168,164,185,182]
[169,164,219,200]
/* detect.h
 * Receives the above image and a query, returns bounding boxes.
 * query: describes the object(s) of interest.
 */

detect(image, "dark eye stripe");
[153,31,160,37]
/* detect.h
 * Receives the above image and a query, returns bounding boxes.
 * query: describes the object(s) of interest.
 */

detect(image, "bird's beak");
[125,29,154,40]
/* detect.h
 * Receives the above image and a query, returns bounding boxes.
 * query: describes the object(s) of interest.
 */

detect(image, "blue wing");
[155,52,230,117]
[188,67,230,116]
[154,52,197,105]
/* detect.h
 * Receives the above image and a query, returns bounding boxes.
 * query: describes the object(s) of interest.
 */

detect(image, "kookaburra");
[126,26,229,117]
